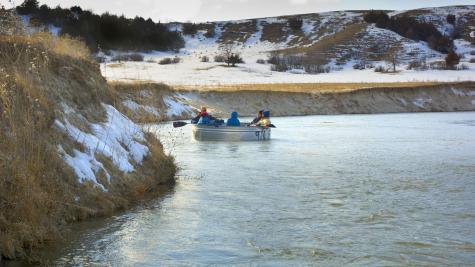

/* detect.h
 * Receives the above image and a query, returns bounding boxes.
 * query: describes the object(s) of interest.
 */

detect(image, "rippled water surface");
[36,112,475,266]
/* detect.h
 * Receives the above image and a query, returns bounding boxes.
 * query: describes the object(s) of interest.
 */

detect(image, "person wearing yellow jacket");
[256,111,271,127]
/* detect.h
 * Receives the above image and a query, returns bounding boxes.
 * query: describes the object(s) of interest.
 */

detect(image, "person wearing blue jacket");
[197,116,211,125]
[226,111,241,126]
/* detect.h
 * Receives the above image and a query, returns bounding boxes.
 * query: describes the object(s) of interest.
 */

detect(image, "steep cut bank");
[0,33,175,261]
[114,82,475,121]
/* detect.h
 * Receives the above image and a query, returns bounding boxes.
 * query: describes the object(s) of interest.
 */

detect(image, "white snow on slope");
[59,145,109,191]
[103,59,475,85]
[413,97,432,108]
[164,96,194,116]
[56,104,149,190]
[301,19,315,36]
[101,8,475,85]
[123,99,160,116]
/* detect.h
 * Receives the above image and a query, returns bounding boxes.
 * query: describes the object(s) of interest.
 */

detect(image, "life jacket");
[257,111,271,126]
[198,116,211,125]
[258,118,271,126]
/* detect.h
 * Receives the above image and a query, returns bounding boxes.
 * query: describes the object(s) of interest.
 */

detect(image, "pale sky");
[3,0,475,22]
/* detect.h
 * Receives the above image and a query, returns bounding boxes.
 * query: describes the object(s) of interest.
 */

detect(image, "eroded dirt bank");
[114,82,475,122]
[0,35,176,262]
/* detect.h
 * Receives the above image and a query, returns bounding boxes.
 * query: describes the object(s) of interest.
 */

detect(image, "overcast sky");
[3,0,475,22]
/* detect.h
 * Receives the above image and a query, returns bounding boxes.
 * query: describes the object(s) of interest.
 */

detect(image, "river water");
[30,112,475,266]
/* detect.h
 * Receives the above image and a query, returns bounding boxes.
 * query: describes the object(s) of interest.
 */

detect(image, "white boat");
[192,123,271,141]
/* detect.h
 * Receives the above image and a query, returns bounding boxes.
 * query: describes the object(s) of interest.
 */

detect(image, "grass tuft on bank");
[0,13,175,261]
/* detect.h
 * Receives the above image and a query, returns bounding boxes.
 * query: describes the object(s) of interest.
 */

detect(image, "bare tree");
[220,43,243,67]
[386,45,401,73]
[388,53,399,72]
[221,43,234,67]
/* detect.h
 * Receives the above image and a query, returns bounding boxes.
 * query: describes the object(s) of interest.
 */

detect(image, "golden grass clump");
[173,81,452,93]
[0,39,76,259]
[0,25,175,261]
[29,32,91,60]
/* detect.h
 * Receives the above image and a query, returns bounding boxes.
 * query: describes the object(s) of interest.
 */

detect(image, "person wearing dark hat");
[256,111,271,127]
[251,110,264,124]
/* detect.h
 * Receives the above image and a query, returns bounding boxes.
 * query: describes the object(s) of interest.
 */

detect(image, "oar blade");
[173,121,188,128]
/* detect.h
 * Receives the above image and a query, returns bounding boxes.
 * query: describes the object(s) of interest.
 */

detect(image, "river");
[25,112,475,266]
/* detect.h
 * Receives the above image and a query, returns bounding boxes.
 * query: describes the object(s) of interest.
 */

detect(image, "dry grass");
[260,22,288,43]
[0,27,174,261]
[219,21,257,44]
[280,23,367,65]
[197,22,216,38]
[0,33,91,61]
[173,81,459,93]
[0,33,79,259]
[458,12,475,42]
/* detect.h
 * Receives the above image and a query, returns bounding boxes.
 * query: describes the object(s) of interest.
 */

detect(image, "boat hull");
[192,125,271,141]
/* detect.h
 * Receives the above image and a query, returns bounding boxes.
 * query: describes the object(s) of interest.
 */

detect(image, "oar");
[173,121,188,128]
[174,121,275,128]
[253,124,276,128]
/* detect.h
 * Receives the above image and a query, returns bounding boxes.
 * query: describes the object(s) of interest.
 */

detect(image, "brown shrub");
[159,56,181,65]
[182,22,198,35]
[111,53,144,62]
[214,55,225,62]
[445,50,460,69]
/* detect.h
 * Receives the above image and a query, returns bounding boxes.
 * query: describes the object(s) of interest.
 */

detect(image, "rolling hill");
[99,5,475,85]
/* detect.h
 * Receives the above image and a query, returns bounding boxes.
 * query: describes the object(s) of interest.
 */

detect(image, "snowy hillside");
[101,6,475,85]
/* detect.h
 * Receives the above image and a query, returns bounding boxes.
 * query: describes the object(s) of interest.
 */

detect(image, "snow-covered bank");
[0,33,176,260]
[103,60,475,85]
[55,104,150,191]
[115,82,475,122]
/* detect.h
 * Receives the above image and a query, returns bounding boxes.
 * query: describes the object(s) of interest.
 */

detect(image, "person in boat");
[192,106,223,125]
[255,111,271,127]
[251,110,264,124]
[192,106,214,124]
[198,116,211,125]
[226,111,241,126]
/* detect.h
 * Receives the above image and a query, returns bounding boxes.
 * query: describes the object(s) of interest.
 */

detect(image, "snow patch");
[164,96,193,117]
[245,20,264,45]
[413,97,432,108]
[59,146,109,191]
[122,99,141,110]
[399,98,407,106]
[454,39,474,56]
[48,25,61,36]
[123,99,160,116]
[56,104,149,190]
[301,19,315,36]
[451,88,463,96]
